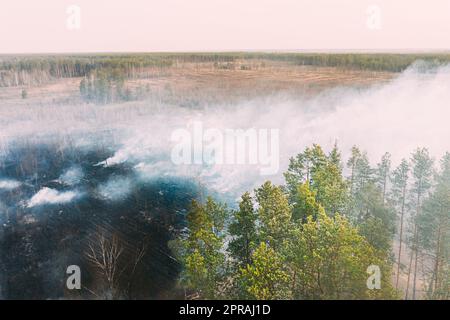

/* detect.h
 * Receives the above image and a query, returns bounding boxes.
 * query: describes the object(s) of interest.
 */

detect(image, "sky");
[0,0,450,53]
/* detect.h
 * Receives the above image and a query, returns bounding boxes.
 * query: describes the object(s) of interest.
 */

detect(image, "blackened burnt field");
[0,142,200,299]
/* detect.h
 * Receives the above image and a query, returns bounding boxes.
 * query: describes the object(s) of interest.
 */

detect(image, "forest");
[170,144,449,300]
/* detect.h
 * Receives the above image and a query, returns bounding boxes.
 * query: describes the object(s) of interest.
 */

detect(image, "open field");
[0,58,395,107]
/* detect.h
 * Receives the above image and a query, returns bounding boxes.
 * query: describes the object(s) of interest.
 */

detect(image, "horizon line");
[1,48,450,56]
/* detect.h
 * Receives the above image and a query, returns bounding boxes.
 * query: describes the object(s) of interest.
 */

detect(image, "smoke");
[97,176,133,201]
[1,62,450,199]
[0,179,21,190]
[58,167,84,186]
[27,187,80,208]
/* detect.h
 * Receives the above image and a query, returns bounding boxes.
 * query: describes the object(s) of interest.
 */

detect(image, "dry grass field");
[0,59,394,107]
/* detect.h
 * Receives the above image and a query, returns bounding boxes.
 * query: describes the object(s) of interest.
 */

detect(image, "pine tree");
[229,192,259,267]
[284,144,327,201]
[406,148,434,300]
[292,182,321,222]
[175,198,226,299]
[354,152,373,194]
[285,144,347,216]
[347,146,362,195]
[349,149,376,222]
[417,153,450,299]
[255,181,291,249]
[355,182,395,252]
[376,152,391,204]
[390,159,409,289]
[328,141,343,171]
[311,161,348,216]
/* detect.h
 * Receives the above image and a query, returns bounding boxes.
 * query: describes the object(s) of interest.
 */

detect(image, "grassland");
[0,53,405,107]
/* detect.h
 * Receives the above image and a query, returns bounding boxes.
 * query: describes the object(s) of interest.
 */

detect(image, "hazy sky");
[1,0,449,53]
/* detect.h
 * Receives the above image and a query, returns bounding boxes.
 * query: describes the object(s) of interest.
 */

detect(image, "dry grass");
[0,59,394,107]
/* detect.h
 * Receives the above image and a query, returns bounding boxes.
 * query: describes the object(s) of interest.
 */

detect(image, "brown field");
[0,59,394,107]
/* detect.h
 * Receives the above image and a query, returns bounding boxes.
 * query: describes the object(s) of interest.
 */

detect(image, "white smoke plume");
[27,188,79,208]
[0,179,21,190]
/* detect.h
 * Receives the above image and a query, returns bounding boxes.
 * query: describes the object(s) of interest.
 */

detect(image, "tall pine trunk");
[433,223,442,294]
[405,223,417,300]
[412,242,419,299]
[395,183,407,289]
[412,190,422,300]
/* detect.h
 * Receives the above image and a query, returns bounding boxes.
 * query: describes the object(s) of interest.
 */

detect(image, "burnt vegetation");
[0,142,201,299]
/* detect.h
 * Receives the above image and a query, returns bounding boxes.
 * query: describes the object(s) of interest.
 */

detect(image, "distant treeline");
[2,52,450,87]
[79,68,151,104]
[0,54,173,87]
[264,52,450,72]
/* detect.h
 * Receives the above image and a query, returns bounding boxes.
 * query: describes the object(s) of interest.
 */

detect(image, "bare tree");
[85,233,125,299]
